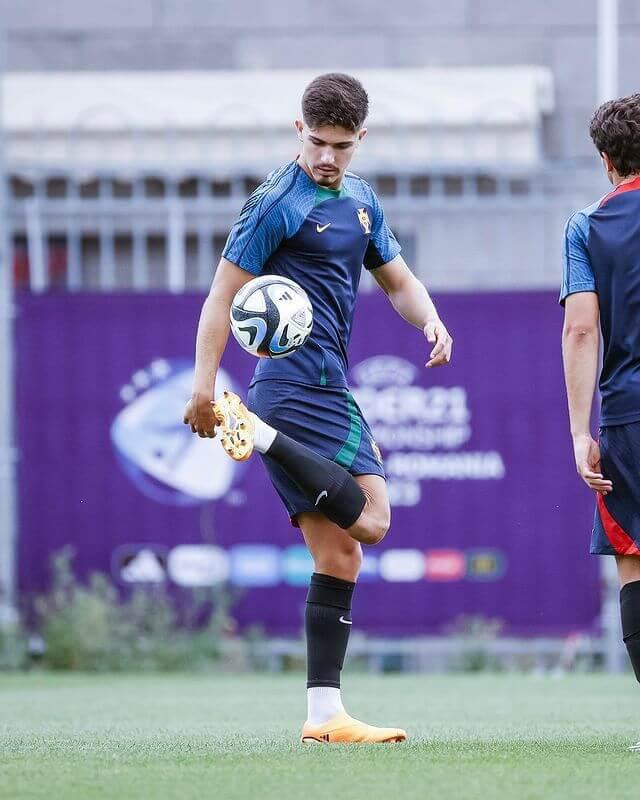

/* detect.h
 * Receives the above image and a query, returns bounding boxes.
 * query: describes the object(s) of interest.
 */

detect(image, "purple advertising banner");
[15,290,599,635]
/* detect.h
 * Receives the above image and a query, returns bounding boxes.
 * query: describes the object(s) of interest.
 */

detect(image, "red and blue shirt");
[561,176,640,426]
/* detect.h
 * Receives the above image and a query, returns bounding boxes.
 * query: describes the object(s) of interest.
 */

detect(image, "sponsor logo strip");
[117,544,507,587]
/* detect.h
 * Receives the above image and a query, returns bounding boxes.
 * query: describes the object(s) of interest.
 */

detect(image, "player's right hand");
[183,394,219,438]
[573,433,613,494]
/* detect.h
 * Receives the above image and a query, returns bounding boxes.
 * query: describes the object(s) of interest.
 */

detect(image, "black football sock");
[306,572,355,688]
[266,432,366,529]
[620,579,640,683]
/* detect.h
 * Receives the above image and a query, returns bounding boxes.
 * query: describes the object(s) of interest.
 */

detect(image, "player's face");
[295,122,367,188]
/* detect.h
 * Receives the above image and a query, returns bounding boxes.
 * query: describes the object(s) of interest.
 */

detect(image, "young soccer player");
[184,73,452,744]
[561,93,640,750]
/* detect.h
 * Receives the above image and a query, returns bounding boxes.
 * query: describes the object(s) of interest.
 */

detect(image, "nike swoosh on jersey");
[316,223,331,233]
[315,489,328,506]
[339,616,352,625]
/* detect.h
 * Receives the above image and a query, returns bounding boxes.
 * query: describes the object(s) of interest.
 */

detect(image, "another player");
[184,73,452,744]
[561,93,640,750]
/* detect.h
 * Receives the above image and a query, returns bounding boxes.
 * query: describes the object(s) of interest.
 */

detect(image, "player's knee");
[357,507,391,546]
[339,545,363,580]
[366,520,389,546]
[315,543,362,581]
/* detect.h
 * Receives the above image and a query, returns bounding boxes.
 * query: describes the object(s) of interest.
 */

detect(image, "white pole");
[26,197,46,292]
[167,196,186,293]
[0,27,18,626]
[597,0,624,674]
[597,0,618,103]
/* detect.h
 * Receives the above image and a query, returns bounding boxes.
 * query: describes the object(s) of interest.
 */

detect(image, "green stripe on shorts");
[334,391,362,470]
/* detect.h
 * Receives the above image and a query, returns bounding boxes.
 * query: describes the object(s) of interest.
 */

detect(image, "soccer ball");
[229,275,313,359]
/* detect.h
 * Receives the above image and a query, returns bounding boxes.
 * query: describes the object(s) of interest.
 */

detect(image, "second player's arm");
[184,258,254,437]
[561,291,612,493]
[372,254,452,367]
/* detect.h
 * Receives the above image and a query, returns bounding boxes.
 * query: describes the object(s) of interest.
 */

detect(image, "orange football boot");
[301,711,407,744]
[212,390,255,462]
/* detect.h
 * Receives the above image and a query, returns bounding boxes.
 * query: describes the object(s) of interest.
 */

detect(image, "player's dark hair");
[302,73,369,131]
[590,93,640,177]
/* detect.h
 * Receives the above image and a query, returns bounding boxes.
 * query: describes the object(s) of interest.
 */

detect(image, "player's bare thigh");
[616,555,640,586]
[298,474,390,580]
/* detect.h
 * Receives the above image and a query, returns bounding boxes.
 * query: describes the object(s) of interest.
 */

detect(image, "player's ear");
[294,120,304,141]
[357,127,368,144]
[601,152,619,184]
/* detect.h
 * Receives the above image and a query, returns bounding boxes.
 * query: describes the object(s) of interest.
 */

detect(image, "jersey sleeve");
[222,185,287,275]
[363,190,402,270]
[560,213,597,305]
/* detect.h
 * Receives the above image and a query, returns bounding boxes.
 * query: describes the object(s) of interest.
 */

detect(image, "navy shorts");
[592,422,640,556]
[247,380,385,524]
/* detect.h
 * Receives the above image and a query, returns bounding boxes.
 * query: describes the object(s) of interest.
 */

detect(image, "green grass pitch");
[0,673,638,799]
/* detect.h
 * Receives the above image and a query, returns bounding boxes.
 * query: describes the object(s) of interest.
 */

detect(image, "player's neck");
[613,172,640,187]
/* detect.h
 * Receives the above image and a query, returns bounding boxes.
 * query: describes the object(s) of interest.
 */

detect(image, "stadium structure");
[0,1,637,671]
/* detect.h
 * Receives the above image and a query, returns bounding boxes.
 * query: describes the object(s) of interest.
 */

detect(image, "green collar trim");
[315,185,349,204]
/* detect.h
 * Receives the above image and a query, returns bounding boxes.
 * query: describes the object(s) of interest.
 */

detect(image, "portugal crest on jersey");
[357,207,371,234]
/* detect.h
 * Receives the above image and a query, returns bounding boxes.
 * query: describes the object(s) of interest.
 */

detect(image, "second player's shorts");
[247,379,385,524]
[591,421,640,556]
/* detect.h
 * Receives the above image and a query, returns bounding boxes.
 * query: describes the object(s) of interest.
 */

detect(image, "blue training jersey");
[222,160,401,388]
[561,176,640,426]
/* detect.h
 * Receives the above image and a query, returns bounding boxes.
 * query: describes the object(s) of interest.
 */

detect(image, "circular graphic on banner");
[110,359,239,505]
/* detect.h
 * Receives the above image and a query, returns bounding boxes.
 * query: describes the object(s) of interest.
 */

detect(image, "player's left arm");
[562,292,611,493]
[560,212,611,494]
[372,254,452,368]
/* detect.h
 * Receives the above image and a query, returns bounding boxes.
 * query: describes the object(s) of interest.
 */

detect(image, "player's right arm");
[560,212,612,494]
[183,258,254,438]
[183,167,293,437]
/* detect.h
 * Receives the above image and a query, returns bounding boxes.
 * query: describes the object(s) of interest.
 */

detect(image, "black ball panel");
[230,287,281,358]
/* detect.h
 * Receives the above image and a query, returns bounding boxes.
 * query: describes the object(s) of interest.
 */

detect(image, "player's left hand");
[424,319,452,368]
[573,433,613,494]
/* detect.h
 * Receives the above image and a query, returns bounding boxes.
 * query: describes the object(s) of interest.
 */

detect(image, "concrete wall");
[3,0,640,164]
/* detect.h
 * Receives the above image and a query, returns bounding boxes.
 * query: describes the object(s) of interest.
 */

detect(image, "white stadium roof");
[3,68,554,172]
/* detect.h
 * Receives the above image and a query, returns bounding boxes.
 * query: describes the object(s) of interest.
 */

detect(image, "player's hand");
[183,393,219,439]
[424,319,453,368]
[573,433,612,494]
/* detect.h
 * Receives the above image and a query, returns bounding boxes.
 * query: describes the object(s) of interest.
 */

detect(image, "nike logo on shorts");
[339,616,352,625]
[315,489,328,506]
[316,223,331,233]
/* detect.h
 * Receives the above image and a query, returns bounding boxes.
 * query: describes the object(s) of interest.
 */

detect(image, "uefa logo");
[110,359,242,505]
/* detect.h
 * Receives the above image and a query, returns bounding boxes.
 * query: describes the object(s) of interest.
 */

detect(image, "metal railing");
[222,634,616,674]
[6,166,603,293]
